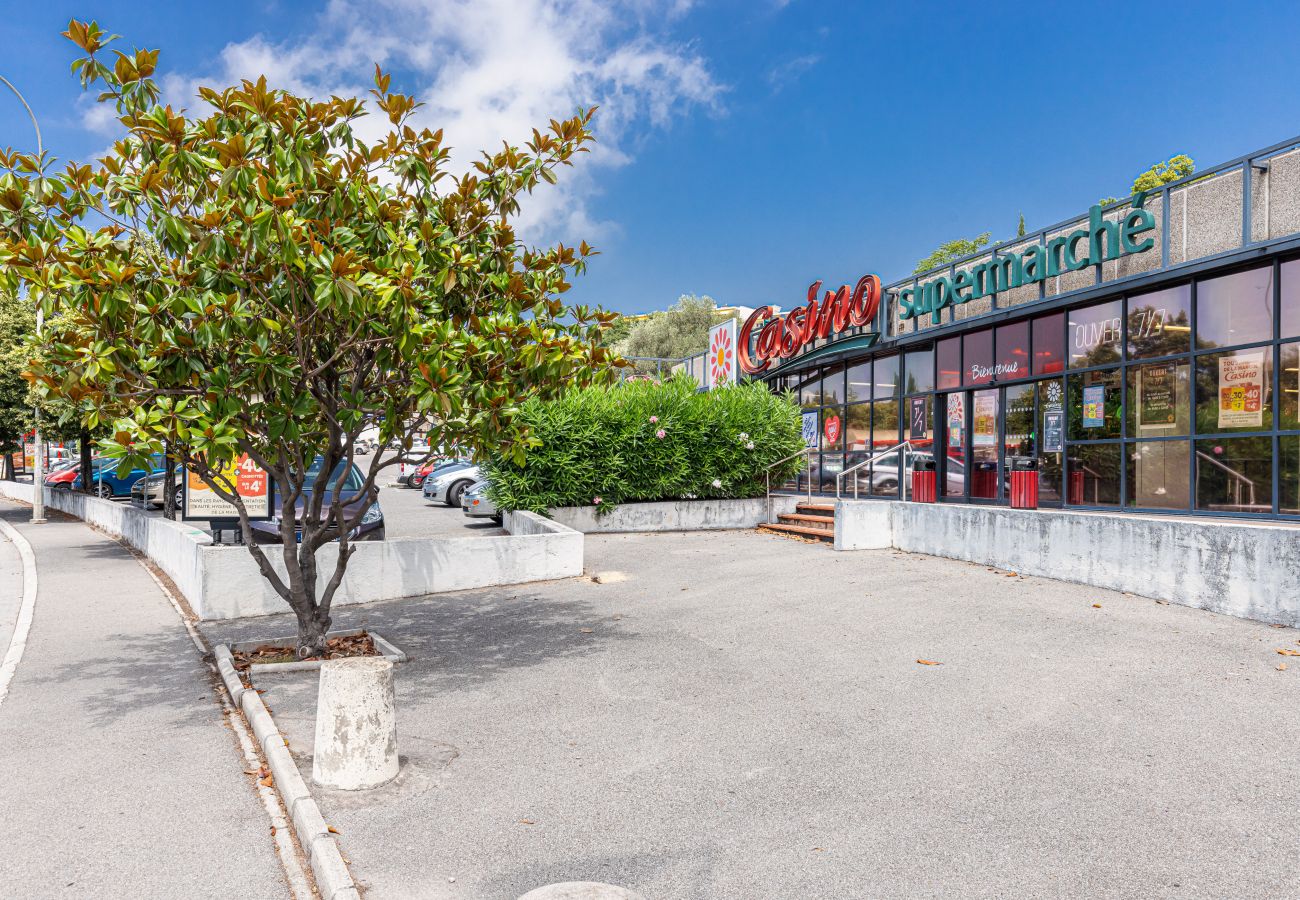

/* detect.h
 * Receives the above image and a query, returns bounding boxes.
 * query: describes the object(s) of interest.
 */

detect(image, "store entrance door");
[970,388,1000,500]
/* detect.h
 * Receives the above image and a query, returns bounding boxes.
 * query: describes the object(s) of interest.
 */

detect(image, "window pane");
[902,396,932,501]
[798,373,820,409]
[846,360,871,403]
[1282,436,1299,515]
[1004,383,1035,457]
[821,366,843,405]
[821,406,844,451]
[1127,361,1191,437]
[1127,284,1192,358]
[1069,299,1123,368]
[995,320,1031,381]
[844,402,870,453]
[1068,368,1121,440]
[873,355,900,400]
[1067,444,1121,506]
[1037,379,1065,503]
[1032,312,1065,375]
[943,393,966,498]
[1283,259,1300,340]
[1282,342,1299,430]
[1127,440,1190,509]
[1195,437,1272,513]
[970,389,999,499]
[872,399,900,452]
[963,329,994,386]
[1196,265,1275,349]
[1194,348,1274,434]
[937,338,962,390]
[904,348,935,395]
[818,454,843,492]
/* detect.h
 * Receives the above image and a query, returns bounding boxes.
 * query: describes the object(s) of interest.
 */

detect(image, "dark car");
[249,458,385,544]
[72,454,164,498]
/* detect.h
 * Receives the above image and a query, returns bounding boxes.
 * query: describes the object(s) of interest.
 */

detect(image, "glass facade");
[768,258,1300,519]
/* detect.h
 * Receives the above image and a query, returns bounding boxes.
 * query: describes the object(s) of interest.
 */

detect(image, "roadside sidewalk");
[0,501,293,898]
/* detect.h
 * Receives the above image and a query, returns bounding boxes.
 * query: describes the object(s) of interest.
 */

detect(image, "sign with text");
[823,414,841,445]
[1137,362,1178,430]
[909,397,928,439]
[1082,384,1106,429]
[1042,410,1064,453]
[1217,352,1265,429]
[183,455,272,521]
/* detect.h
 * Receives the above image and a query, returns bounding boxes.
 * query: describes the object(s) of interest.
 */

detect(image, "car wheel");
[173,487,184,510]
[878,479,898,494]
[447,479,470,508]
[411,475,425,488]
[94,481,113,499]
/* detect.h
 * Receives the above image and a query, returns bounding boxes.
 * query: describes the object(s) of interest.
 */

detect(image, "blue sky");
[5,1,1300,315]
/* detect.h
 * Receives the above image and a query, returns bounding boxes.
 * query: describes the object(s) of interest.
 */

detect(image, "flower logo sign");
[708,319,737,389]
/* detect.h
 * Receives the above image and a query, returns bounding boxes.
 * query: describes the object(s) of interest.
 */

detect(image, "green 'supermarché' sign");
[899,192,1157,325]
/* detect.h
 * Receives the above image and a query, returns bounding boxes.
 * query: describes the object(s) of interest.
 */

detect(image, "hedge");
[484,375,805,514]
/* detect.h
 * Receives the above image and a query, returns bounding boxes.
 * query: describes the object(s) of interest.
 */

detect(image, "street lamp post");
[1,73,46,524]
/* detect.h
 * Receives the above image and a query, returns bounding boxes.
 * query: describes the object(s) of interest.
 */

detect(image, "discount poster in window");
[1217,351,1265,429]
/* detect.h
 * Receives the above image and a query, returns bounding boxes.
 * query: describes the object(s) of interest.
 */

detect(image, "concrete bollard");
[312,657,399,790]
[518,884,645,900]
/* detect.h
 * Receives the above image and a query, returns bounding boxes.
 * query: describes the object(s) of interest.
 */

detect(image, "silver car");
[461,480,500,521]
[428,465,480,507]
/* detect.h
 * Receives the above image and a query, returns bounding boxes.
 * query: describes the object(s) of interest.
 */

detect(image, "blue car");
[73,454,165,499]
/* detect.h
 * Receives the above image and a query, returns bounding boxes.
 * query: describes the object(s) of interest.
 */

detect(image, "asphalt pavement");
[200,527,1300,899]
[0,502,292,899]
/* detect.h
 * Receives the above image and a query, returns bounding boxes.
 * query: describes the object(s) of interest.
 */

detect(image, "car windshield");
[298,460,364,493]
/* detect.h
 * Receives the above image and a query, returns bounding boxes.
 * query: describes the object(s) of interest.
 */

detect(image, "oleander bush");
[484,374,805,514]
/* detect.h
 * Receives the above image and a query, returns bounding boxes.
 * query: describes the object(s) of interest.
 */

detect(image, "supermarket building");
[736,135,1300,625]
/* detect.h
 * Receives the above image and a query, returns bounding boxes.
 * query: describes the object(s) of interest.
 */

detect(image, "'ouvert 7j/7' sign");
[899,194,1157,326]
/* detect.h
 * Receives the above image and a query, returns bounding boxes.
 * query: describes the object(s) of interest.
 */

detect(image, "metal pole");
[2,73,47,525]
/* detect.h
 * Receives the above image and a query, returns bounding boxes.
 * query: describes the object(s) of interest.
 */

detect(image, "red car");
[402,458,446,489]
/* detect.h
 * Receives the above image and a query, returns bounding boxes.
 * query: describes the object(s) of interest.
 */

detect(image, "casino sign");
[738,274,882,375]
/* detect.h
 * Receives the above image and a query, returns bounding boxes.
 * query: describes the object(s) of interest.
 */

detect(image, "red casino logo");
[738,274,882,375]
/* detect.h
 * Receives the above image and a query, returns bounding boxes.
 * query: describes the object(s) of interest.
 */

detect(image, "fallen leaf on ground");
[916,659,942,666]
[270,825,276,836]
[1155,600,1169,605]
[1276,648,1300,656]
[328,826,340,834]
[1278,663,1288,671]
[259,774,274,787]
[812,847,825,852]
[1005,572,1017,577]
[1092,604,1102,609]
[519,819,535,825]
[1271,623,1287,628]
[579,628,594,634]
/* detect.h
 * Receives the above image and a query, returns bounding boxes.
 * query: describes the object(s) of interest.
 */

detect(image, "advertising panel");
[1136,362,1178,430]
[1082,384,1106,429]
[182,455,272,521]
[909,396,928,439]
[706,319,737,389]
[1042,411,1064,453]
[801,411,819,449]
[972,393,998,446]
[946,393,964,447]
[1217,352,1265,429]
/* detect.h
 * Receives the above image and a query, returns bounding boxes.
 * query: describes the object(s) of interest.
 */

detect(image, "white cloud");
[766,53,820,92]
[156,0,724,244]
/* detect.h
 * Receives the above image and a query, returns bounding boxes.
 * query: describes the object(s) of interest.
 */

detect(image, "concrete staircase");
[758,501,835,544]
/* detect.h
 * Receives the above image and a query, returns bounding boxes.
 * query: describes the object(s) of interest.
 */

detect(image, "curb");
[0,515,39,708]
[215,644,361,900]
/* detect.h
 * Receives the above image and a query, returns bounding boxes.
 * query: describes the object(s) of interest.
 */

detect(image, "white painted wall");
[834,500,1300,627]
[548,496,800,533]
[0,483,583,621]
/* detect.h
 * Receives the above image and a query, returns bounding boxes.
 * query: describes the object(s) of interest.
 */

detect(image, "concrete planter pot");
[227,628,407,673]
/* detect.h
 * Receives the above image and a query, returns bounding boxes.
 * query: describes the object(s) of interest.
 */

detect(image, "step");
[758,522,835,542]
[778,512,835,529]
[796,502,835,514]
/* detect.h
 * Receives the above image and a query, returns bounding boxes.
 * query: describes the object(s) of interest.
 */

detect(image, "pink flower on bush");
[593,496,602,505]
[655,429,666,439]
[649,415,659,424]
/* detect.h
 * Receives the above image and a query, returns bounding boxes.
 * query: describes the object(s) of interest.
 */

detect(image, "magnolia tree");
[0,21,621,655]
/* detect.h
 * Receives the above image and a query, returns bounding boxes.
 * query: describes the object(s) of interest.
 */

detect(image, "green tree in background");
[913,233,991,274]
[1100,154,1196,205]
[617,294,737,368]
[0,290,35,470]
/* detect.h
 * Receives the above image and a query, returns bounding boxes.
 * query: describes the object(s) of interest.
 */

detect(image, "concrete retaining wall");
[834,500,1300,627]
[548,496,800,533]
[833,500,891,551]
[0,482,583,621]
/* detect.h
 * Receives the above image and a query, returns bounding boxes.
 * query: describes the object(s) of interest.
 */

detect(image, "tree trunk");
[1,453,11,481]
[163,450,177,520]
[295,602,331,659]
[79,430,93,494]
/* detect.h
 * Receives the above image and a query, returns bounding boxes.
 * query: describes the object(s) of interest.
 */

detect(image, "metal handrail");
[1195,450,1258,507]
[836,441,913,500]
[765,446,817,511]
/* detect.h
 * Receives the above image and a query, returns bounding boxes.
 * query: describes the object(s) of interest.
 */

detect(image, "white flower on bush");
[685,493,696,499]
[745,441,755,450]
[711,478,722,489]
[738,432,749,441]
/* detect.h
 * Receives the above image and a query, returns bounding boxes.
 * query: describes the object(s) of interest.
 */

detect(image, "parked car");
[402,457,450,489]
[72,454,165,498]
[45,457,97,489]
[249,458,385,544]
[130,471,184,511]
[428,464,480,507]
[422,460,473,499]
[461,480,501,523]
